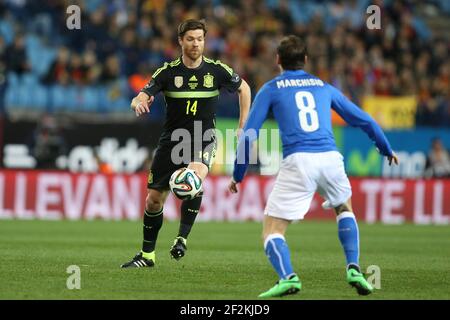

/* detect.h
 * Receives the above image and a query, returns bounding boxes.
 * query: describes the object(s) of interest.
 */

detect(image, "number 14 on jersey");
[186,100,198,116]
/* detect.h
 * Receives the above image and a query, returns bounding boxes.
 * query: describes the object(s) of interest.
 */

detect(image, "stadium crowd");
[0,0,448,125]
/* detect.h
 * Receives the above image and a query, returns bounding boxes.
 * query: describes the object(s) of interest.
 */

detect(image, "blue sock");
[337,212,360,269]
[264,234,295,280]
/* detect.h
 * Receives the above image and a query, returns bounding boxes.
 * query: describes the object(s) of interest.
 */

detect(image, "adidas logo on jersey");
[188,75,198,89]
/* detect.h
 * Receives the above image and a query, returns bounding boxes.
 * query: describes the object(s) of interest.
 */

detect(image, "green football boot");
[258,275,302,298]
[347,266,374,295]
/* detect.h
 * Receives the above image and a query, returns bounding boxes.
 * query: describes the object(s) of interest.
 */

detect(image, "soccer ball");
[169,168,202,200]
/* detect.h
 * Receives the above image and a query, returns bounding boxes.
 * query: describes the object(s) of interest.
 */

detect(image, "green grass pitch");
[0,219,449,300]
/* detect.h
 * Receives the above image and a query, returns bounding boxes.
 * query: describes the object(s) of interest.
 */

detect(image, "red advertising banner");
[0,170,449,224]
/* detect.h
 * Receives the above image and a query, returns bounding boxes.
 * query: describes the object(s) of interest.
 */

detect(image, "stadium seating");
[0,0,448,125]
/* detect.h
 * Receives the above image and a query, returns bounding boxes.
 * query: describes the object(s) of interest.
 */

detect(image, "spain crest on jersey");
[174,76,183,88]
[203,73,214,88]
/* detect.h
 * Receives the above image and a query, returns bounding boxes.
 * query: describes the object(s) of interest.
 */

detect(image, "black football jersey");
[141,56,242,144]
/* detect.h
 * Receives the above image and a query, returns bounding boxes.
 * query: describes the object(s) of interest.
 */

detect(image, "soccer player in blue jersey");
[229,35,398,298]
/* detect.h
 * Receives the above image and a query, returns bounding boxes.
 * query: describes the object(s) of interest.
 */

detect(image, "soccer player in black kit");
[121,20,251,268]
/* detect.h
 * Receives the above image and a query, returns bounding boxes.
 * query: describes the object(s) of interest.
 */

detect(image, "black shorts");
[147,140,217,190]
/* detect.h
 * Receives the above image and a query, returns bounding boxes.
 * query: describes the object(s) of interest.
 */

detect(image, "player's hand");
[387,152,399,166]
[133,95,154,116]
[236,128,244,140]
[228,178,239,194]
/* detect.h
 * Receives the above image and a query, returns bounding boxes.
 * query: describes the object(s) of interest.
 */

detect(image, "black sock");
[178,196,202,239]
[142,208,163,253]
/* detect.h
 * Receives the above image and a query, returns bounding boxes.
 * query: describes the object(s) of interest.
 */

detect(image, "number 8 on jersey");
[295,91,319,132]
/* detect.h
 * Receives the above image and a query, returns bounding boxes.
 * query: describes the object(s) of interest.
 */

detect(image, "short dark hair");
[178,19,207,38]
[277,35,307,70]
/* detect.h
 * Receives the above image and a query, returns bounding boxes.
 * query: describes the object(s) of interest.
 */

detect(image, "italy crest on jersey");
[174,76,183,88]
[203,73,214,88]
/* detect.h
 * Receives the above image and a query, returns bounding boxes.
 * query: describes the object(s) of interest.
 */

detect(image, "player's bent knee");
[334,201,353,216]
[145,200,163,213]
[262,216,289,242]
[145,192,164,213]
[188,162,208,180]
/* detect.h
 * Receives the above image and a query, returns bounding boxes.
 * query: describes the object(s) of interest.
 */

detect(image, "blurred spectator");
[43,46,70,84]
[100,54,121,83]
[33,115,67,169]
[94,152,114,174]
[424,138,450,178]
[128,62,151,94]
[5,34,29,74]
[69,53,85,85]
[82,50,102,84]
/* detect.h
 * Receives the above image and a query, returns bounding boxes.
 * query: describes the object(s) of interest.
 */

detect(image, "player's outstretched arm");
[329,84,396,161]
[229,83,272,194]
[131,92,154,117]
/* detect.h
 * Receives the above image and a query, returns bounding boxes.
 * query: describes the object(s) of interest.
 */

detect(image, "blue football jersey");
[233,69,393,182]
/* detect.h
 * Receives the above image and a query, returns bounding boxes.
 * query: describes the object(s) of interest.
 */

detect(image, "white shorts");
[264,151,352,220]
